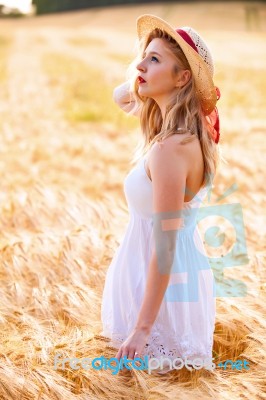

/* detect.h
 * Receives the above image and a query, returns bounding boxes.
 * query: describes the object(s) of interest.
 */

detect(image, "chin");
[138,88,151,97]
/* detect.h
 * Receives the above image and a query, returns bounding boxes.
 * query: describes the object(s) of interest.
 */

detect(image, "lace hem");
[102,325,213,366]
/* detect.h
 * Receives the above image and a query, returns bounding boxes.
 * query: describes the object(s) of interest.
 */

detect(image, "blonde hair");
[126,28,223,188]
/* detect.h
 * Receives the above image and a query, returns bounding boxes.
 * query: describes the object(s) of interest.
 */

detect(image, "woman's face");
[136,38,191,115]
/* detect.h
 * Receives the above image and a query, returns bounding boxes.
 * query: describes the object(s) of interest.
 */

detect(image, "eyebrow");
[142,51,162,58]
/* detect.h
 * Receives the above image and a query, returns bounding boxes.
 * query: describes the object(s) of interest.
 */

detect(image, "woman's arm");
[115,133,189,361]
[134,138,189,333]
[134,247,172,334]
[113,80,142,117]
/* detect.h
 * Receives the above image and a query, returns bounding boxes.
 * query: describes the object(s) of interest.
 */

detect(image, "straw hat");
[136,14,220,116]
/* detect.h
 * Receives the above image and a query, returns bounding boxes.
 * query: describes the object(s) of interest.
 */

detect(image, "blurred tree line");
[32,0,179,15]
[32,0,265,29]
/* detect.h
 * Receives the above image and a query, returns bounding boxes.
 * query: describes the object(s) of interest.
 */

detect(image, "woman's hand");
[113,81,141,117]
[115,327,151,361]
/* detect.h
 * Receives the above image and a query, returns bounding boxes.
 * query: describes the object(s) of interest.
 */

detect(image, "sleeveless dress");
[101,152,216,374]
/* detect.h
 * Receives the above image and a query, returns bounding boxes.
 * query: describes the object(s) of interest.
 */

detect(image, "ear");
[175,70,191,88]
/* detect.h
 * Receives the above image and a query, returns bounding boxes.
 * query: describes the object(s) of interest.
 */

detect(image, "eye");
[141,54,159,62]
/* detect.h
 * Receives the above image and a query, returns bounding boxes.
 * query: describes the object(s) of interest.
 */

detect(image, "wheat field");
[0,1,265,399]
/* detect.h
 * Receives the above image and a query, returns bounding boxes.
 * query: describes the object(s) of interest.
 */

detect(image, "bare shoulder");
[150,133,197,161]
[146,134,200,181]
[148,136,188,180]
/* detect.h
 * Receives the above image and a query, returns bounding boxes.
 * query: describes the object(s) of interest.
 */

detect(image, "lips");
[138,76,146,83]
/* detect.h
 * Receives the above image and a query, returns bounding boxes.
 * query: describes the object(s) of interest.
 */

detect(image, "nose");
[136,58,146,72]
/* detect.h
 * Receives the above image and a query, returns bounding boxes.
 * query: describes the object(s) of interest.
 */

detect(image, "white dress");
[101,153,216,374]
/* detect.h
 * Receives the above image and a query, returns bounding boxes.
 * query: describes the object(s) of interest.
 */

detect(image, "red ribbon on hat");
[176,28,198,53]
[176,28,221,144]
[205,87,221,144]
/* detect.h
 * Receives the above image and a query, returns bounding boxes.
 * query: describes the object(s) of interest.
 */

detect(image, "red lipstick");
[138,76,146,83]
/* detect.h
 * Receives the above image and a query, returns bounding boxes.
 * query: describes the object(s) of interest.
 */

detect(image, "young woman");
[101,14,221,374]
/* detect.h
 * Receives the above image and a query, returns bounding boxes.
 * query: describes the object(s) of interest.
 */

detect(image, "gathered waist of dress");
[128,207,200,232]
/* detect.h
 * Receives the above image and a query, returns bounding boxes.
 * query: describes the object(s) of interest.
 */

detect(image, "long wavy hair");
[125,28,224,188]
